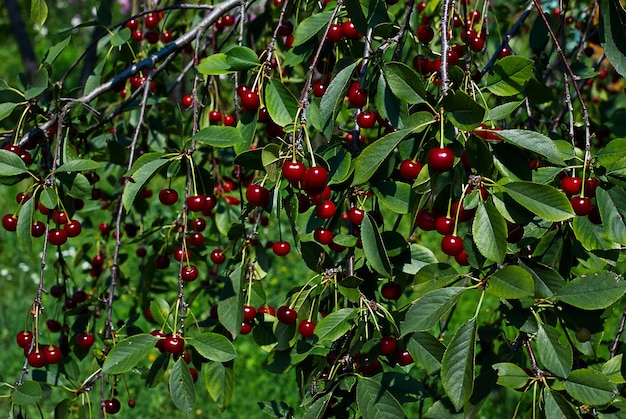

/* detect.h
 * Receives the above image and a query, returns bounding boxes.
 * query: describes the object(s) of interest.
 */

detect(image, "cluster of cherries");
[560,173,601,220]
[125,11,170,45]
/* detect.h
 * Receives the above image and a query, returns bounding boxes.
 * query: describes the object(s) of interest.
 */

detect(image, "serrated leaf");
[193,126,244,148]
[556,272,626,310]
[563,368,616,406]
[372,179,412,214]
[441,318,476,411]
[31,0,48,26]
[602,354,626,384]
[383,62,425,104]
[486,100,523,121]
[597,187,626,245]
[169,359,195,414]
[40,187,57,209]
[265,79,298,126]
[55,159,104,173]
[485,56,534,96]
[16,196,34,253]
[472,200,507,263]
[504,181,574,221]
[204,362,234,408]
[122,158,169,211]
[356,377,406,419]
[536,324,572,378]
[571,214,620,251]
[361,213,391,277]
[293,10,335,46]
[196,53,233,75]
[488,265,534,299]
[304,392,333,419]
[496,129,566,165]
[492,363,531,389]
[12,381,42,406]
[320,60,359,138]
[150,297,173,329]
[225,46,259,70]
[544,387,581,418]
[406,332,446,374]
[352,128,413,185]
[0,149,28,176]
[187,333,236,362]
[218,266,243,338]
[401,287,465,335]
[314,308,356,343]
[102,334,158,374]
[600,0,626,78]
[444,90,486,131]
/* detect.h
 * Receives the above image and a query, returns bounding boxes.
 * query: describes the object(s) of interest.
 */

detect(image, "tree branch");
[4,0,38,83]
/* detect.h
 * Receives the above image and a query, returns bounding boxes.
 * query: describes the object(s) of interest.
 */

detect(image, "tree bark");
[4,0,39,83]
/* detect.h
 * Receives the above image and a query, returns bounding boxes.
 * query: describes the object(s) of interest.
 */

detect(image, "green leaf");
[406,332,446,374]
[496,129,566,165]
[472,200,507,263]
[40,187,57,209]
[265,79,298,127]
[0,103,18,123]
[504,181,574,222]
[204,362,234,408]
[486,100,524,121]
[492,363,530,389]
[16,196,34,253]
[122,157,169,211]
[602,354,626,384]
[196,53,233,75]
[110,27,130,47]
[356,377,407,419]
[258,400,292,418]
[31,0,48,26]
[361,213,392,277]
[293,10,335,46]
[444,90,486,131]
[519,260,566,298]
[314,308,356,343]
[556,272,626,310]
[304,392,333,419]
[401,244,438,275]
[383,62,425,104]
[150,297,173,330]
[352,128,413,185]
[187,333,237,362]
[536,324,572,378]
[488,266,534,299]
[563,368,617,406]
[0,149,28,176]
[225,46,260,70]
[372,179,412,214]
[12,381,42,406]
[597,187,626,245]
[55,159,104,173]
[320,60,359,138]
[218,266,244,338]
[571,214,620,251]
[401,287,465,335]
[595,138,626,174]
[169,359,195,415]
[485,56,534,96]
[544,387,581,418]
[45,36,71,65]
[102,334,158,374]
[441,318,477,411]
[193,126,244,148]
[600,0,626,78]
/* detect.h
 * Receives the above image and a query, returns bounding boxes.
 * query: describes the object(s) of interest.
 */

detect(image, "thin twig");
[611,306,626,358]
[440,0,454,96]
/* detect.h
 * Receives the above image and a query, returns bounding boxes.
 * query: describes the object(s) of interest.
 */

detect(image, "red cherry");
[144,31,160,44]
[243,305,257,322]
[561,176,582,195]
[64,220,82,237]
[312,79,327,97]
[173,248,189,262]
[571,197,592,216]
[16,330,33,348]
[76,332,95,349]
[222,114,235,126]
[186,195,206,212]
[145,12,159,29]
[417,1,427,12]
[125,19,139,31]
[342,20,361,39]
[246,184,270,207]
[162,334,184,355]
[417,25,435,43]
[416,209,438,231]
[316,200,336,219]
[584,178,600,198]
[381,281,402,300]
[240,90,260,111]
[347,86,367,108]
[326,24,343,43]
[48,229,68,246]
[435,216,455,235]
[154,254,170,270]
[209,110,222,123]
[210,249,226,264]
[161,30,173,43]
[272,241,291,256]
[298,320,316,338]
[277,21,294,36]
[428,147,455,172]
[205,194,217,211]
[314,227,334,245]
[103,399,121,414]
[151,329,167,350]
[257,305,276,316]
[441,235,464,256]
[399,159,423,180]
[51,210,69,225]
[394,349,414,366]
[277,306,298,324]
[347,207,365,225]
[181,94,194,108]
[455,251,470,266]
[380,336,397,356]
[2,214,18,231]
[451,201,475,222]
[240,322,254,335]
[469,36,485,52]
[303,166,328,195]
[159,189,178,205]
[189,232,205,246]
[27,350,47,368]
[47,319,62,332]
[357,111,377,129]
[498,46,512,59]
[181,265,199,282]
[43,344,62,364]
[30,221,44,237]
[191,217,207,232]
[282,161,307,184]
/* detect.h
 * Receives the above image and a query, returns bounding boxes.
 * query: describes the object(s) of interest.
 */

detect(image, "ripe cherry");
[16,330,33,348]
[282,161,307,184]
[312,79,327,97]
[246,184,270,207]
[76,332,95,349]
[561,176,582,195]
[144,12,159,29]
[181,94,193,108]
[43,344,62,364]
[154,254,170,270]
[347,85,367,108]
[342,20,361,39]
[272,241,291,256]
[258,305,276,316]
[455,251,470,266]
[399,159,423,180]
[357,111,376,128]
[64,220,82,237]
[381,281,402,300]
[2,214,18,231]
[394,349,414,366]
[27,350,47,368]
[303,166,328,195]
[173,247,189,262]
[298,320,316,338]
[326,24,343,43]
[571,197,592,216]
[417,25,435,43]
[103,399,121,414]
[161,30,173,43]
[428,147,455,172]
[189,232,205,246]
[584,178,600,198]
[243,305,257,322]
[240,90,260,111]
[181,265,199,282]
[441,235,464,256]
[380,336,397,356]
[48,229,68,246]
[314,227,334,245]
[347,207,365,225]
[159,188,178,205]
[47,319,62,332]
[209,110,222,123]
[191,217,207,232]
[416,209,438,231]
[435,216,455,236]
[277,306,298,324]
[316,200,336,219]
[223,114,235,126]
[210,249,226,264]
[162,334,184,355]
[186,195,206,212]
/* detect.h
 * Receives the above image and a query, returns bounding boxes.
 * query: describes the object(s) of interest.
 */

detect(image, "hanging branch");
[440,0,454,96]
